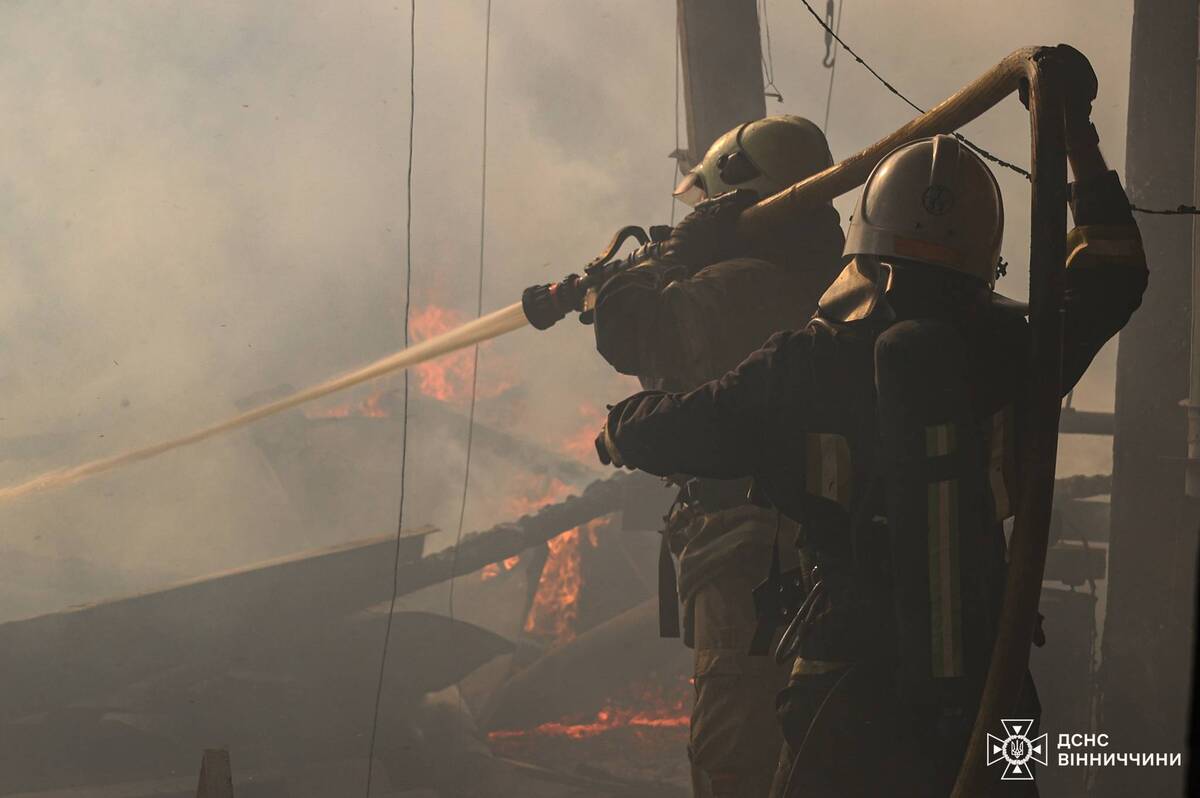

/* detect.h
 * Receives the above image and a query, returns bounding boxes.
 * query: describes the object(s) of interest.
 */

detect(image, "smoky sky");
[0,0,1133,620]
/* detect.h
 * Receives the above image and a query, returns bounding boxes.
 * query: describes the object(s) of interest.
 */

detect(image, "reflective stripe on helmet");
[892,235,962,270]
[926,422,964,679]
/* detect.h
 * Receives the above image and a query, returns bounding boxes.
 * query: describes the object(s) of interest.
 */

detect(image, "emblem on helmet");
[922,184,955,215]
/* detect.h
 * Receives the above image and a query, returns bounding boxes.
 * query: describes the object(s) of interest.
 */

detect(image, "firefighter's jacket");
[592,203,845,612]
[603,170,1147,666]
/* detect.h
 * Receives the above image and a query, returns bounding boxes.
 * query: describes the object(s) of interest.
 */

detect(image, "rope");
[447,0,492,646]
[366,0,416,793]
[820,0,842,133]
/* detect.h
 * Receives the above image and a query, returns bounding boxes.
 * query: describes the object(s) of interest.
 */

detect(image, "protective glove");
[659,188,759,269]
[594,422,625,468]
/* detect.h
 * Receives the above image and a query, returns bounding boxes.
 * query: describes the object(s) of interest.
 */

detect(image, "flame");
[409,305,475,403]
[409,304,514,405]
[523,516,607,644]
[304,303,516,419]
[487,675,691,741]
[480,554,522,582]
[499,475,608,645]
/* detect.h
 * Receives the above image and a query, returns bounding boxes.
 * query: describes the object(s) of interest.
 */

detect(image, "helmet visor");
[673,171,707,207]
[717,149,761,186]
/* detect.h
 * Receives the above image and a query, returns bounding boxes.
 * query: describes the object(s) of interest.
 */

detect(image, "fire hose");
[0,47,1097,795]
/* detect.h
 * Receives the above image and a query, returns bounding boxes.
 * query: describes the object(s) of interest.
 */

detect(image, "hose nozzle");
[522,275,583,330]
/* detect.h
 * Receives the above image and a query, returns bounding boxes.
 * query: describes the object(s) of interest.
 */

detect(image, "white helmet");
[819,135,1007,322]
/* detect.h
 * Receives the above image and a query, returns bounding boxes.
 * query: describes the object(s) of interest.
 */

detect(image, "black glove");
[594,422,625,467]
[1070,170,1135,226]
[659,189,758,270]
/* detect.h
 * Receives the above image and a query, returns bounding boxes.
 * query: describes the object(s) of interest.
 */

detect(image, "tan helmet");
[673,115,834,206]
[819,135,1007,322]
[843,134,1004,285]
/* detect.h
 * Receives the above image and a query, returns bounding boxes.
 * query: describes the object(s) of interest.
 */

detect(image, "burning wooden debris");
[0,470,687,797]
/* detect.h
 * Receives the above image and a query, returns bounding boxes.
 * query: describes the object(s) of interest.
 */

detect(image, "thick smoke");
[0,0,1131,620]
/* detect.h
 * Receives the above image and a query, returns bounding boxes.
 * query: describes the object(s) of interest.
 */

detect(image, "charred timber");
[0,472,640,723]
[395,471,640,596]
[1054,473,1112,500]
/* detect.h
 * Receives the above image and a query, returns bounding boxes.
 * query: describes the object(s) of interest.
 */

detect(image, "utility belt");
[657,476,756,639]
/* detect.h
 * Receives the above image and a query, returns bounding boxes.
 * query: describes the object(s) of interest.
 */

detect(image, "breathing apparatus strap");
[749,511,788,656]
[658,529,682,639]
[657,490,685,639]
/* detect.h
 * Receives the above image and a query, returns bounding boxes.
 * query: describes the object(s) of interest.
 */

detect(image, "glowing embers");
[480,555,521,582]
[487,674,690,742]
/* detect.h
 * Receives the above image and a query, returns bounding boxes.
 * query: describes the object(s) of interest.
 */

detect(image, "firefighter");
[594,130,1147,795]
[591,114,845,798]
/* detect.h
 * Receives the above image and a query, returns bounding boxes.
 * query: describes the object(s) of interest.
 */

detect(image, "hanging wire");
[821,0,843,133]
[366,0,416,795]
[797,0,1198,215]
[1131,203,1200,215]
[759,0,783,102]
[797,0,1031,178]
[671,17,681,226]
[446,0,492,633]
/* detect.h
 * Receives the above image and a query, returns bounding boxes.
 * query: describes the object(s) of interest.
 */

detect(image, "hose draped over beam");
[738,47,1052,234]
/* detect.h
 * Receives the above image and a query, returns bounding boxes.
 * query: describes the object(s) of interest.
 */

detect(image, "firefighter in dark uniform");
[590,115,845,798]
[594,131,1146,796]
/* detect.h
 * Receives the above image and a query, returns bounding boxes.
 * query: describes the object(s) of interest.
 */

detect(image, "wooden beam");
[1099,2,1200,795]
[676,0,767,163]
[195,750,233,798]
[0,473,649,722]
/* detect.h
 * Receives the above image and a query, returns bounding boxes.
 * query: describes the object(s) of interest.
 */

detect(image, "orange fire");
[304,303,517,419]
[409,304,514,405]
[409,305,476,403]
[487,675,691,741]
[523,517,607,644]
[480,554,522,582]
